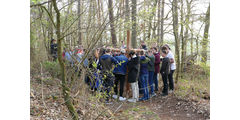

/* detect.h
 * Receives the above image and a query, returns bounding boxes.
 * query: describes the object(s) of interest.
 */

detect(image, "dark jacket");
[160,57,170,75]
[146,55,155,72]
[50,43,57,55]
[127,56,140,83]
[98,54,118,73]
[113,54,128,75]
[140,56,150,75]
[154,52,161,73]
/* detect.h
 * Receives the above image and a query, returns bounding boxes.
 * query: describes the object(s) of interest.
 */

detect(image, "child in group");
[152,47,161,92]
[146,50,156,97]
[112,49,128,101]
[139,50,150,101]
[160,50,170,96]
[127,51,140,103]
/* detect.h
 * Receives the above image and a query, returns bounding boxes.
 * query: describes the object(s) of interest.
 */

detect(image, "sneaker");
[127,98,137,103]
[151,92,157,97]
[119,96,126,101]
[139,97,147,101]
[169,90,174,94]
[105,101,113,104]
[112,95,118,99]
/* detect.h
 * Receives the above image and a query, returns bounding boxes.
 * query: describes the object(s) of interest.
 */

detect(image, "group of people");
[50,39,176,104]
[83,44,176,104]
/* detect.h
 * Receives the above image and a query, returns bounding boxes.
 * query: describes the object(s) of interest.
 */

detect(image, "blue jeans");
[153,73,159,91]
[140,74,149,100]
[148,71,154,95]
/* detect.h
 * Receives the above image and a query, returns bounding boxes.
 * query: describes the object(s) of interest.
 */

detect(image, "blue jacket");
[98,54,118,72]
[113,54,128,75]
[140,56,150,75]
[76,53,88,67]
[65,51,73,65]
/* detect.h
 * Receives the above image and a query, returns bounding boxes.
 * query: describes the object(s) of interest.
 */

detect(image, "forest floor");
[30,71,210,120]
[106,92,209,120]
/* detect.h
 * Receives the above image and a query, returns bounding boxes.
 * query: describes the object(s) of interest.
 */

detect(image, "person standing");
[152,47,161,92]
[160,50,170,96]
[50,39,58,61]
[146,50,156,97]
[162,44,176,93]
[127,51,140,103]
[112,49,128,101]
[139,50,150,101]
[98,48,119,104]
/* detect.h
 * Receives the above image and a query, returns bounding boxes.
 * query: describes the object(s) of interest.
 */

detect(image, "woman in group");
[162,44,176,93]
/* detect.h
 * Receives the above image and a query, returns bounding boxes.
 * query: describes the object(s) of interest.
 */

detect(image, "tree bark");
[77,0,82,45]
[160,0,165,46]
[172,0,180,84]
[52,0,79,119]
[131,0,137,48]
[201,5,210,64]
[108,0,117,47]
[157,0,161,44]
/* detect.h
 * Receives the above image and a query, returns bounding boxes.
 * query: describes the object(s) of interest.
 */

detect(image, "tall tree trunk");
[201,5,210,64]
[52,0,79,119]
[131,0,137,48]
[125,0,130,44]
[108,0,117,47]
[160,0,165,46]
[172,0,180,84]
[97,0,103,46]
[180,0,184,75]
[157,0,161,44]
[78,0,82,45]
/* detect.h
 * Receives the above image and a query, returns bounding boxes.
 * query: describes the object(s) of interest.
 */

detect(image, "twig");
[114,102,123,114]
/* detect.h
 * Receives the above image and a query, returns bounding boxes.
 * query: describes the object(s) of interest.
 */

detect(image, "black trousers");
[168,70,175,90]
[114,74,125,97]
[161,73,168,94]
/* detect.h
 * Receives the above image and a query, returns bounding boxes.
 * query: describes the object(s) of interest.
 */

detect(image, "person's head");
[129,50,135,58]
[148,50,153,55]
[140,50,145,56]
[105,48,111,54]
[153,47,158,53]
[161,50,168,57]
[164,44,171,50]
[99,47,105,56]
[51,39,57,44]
[120,49,126,54]
[121,40,124,44]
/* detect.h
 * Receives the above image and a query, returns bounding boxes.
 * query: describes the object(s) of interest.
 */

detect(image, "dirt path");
[106,93,210,120]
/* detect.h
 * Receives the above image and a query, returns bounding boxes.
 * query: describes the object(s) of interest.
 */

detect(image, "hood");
[101,54,111,60]
[140,56,146,60]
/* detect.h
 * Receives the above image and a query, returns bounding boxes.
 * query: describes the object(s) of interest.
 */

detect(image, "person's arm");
[160,58,167,74]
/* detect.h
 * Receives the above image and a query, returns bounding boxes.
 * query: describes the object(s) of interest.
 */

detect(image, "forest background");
[0,0,240,117]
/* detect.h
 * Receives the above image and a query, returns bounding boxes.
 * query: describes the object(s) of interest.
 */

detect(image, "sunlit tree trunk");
[172,0,180,84]
[108,0,117,47]
[201,5,210,64]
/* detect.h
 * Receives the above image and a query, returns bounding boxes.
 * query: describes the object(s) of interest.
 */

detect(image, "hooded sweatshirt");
[140,56,150,75]
[113,54,128,75]
[153,52,161,73]
[98,54,118,73]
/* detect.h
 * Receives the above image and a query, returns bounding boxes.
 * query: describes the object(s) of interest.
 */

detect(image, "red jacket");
[154,52,161,73]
